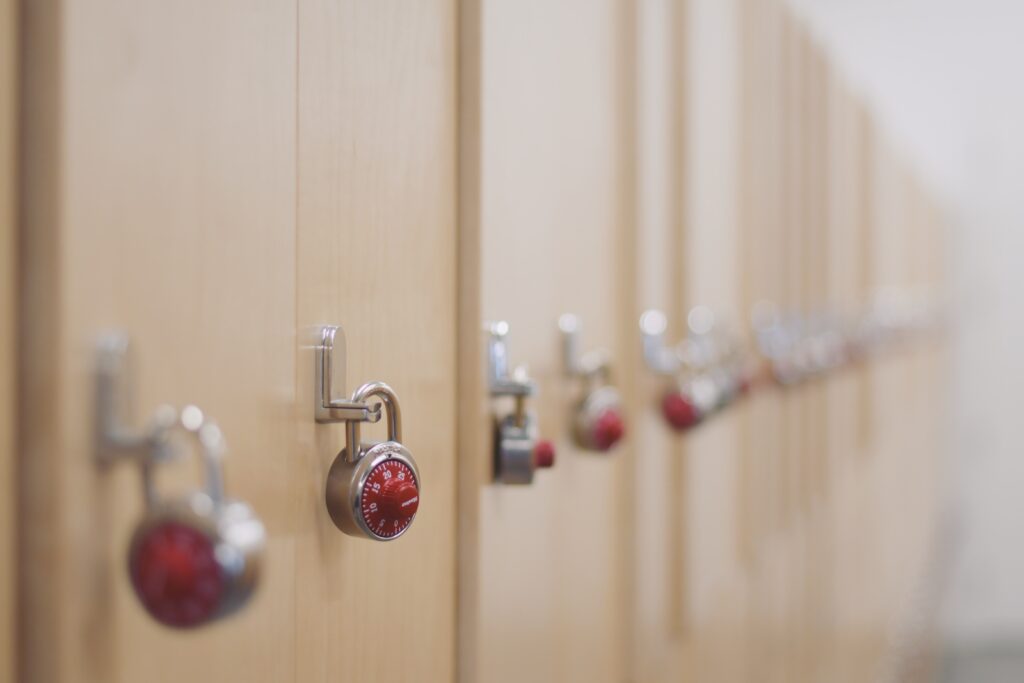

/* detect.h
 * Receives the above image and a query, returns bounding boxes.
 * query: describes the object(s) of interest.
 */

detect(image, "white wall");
[788,0,1024,650]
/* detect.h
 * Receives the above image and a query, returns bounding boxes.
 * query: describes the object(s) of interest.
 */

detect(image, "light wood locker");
[18,2,457,682]
[1,0,15,677]
[679,0,750,681]
[631,1,688,680]
[737,0,786,680]
[295,3,457,682]
[458,2,635,682]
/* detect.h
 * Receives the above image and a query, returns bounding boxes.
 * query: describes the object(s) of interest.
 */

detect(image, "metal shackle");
[345,381,403,463]
[142,404,227,509]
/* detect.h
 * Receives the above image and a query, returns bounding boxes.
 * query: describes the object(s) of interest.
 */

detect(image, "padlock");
[494,411,556,485]
[489,321,556,484]
[644,308,743,432]
[325,382,421,541]
[661,373,719,431]
[573,385,626,452]
[560,314,627,453]
[128,406,265,629]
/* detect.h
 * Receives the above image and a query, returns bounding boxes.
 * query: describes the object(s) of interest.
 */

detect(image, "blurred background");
[787,1,1024,679]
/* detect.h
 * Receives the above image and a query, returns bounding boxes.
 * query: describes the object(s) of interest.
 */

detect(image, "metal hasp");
[751,302,850,385]
[559,314,625,453]
[487,320,536,399]
[96,332,178,467]
[487,321,554,484]
[315,325,382,424]
[640,306,725,377]
[639,309,684,376]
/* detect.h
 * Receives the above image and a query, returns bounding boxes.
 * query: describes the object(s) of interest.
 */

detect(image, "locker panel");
[471,2,634,682]
[20,1,298,680]
[0,0,14,675]
[680,0,749,681]
[296,2,458,682]
[632,1,687,680]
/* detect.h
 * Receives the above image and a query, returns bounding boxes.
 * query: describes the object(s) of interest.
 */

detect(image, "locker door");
[18,2,458,681]
[295,2,457,682]
[19,2,299,680]
[460,2,635,682]
[1,0,14,676]
[680,0,749,679]
[632,1,689,680]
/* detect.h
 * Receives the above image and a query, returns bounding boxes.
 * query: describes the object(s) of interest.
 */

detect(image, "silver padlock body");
[711,368,738,411]
[681,374,721,419]
[326,440,420,541]
[129,491,265,625]
[494,412,538,485]
[573,385,623,452]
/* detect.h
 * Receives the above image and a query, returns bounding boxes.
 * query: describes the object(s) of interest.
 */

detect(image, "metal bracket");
[639,310,686,376]
[95,332,178,466]
[486,321,535,398]
[315,325,382,424]
[641,307,733,377]
[558,314,611,381]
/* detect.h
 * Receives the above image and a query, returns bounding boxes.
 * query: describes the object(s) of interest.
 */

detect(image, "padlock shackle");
[345,381,402,463]
[142,406,228,508]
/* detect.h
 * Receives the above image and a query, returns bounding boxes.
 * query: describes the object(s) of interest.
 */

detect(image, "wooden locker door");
[461,2,634,682]
[632,0,688,680]
[680,0,747,681]
[19,1,298,680]
[295,2,457,682]
[1,0,14,676]
[19,2,457,682]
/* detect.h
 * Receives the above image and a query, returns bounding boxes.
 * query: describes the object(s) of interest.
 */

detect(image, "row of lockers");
[3,0,948,682]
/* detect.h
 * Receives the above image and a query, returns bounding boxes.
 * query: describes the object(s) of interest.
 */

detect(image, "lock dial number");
[360,459,420,539]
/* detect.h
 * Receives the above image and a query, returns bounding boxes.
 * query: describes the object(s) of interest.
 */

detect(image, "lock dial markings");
[360,459,419,539]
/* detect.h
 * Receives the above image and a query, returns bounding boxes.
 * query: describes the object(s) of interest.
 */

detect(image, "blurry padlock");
[129,407,265,629]
[95,335,265,629]
[489,321,556,484]
[560,314,626,453]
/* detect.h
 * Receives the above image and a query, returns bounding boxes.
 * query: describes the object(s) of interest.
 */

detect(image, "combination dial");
[360,459,420,539]
[129,520,224,628]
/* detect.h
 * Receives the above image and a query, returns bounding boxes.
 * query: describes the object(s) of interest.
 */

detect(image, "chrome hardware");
[95,334,264,629]
[752,303,850,385]
[639,309,683,376]
[641,307,751,431]
[559,314,626,453]
[315,325,381,424]
[853,289,945,356]
[488,321,554,484]
[316,325,420,541]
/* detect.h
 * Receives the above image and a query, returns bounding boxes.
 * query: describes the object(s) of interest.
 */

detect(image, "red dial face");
[591,408,626,451]
[129,521,225,628]
[662,391,701,431]
[360,459,420,539]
